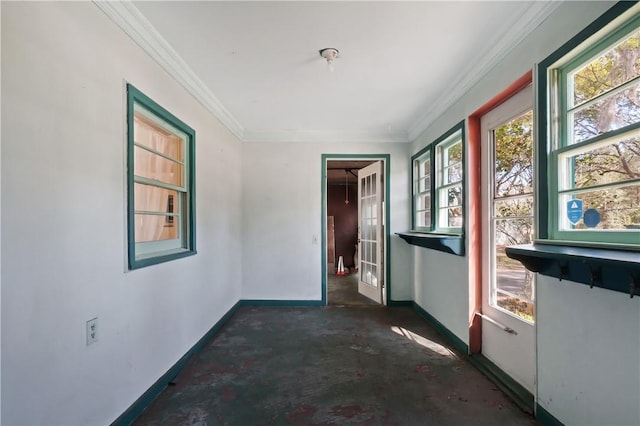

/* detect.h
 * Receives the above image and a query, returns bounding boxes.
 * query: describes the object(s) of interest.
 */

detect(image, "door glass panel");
[370,265,378,287]
[492,110,535,322]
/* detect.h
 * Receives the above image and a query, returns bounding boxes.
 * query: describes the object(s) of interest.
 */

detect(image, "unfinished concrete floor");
[134,306,538,425]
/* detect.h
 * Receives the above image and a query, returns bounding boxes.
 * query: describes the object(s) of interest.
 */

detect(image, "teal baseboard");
[468,354,534,414]
[240,299,324,307]
[111,301,241,426]
[536,404,564,426]
[411,302,469,354]
[387,300,412,307]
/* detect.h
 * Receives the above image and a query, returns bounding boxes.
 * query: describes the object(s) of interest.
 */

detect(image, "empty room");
[1,1,639,425]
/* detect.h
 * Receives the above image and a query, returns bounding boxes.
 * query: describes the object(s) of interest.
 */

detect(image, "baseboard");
[536,404,564,426]
[240,299,324,307]
[411,302,469,354]
[387,300,412,307]
[468,354,534,414]
[111,300,241,426]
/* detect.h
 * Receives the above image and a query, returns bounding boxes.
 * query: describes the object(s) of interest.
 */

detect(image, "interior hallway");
[134,306,538,425]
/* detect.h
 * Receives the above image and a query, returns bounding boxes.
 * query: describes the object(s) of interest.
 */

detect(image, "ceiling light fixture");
[319,48,339,72]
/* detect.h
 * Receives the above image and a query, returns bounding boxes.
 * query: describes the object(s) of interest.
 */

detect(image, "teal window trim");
[127,84,197,269]
[514,1,640,295]
[539,1,640,249]
[403,121,466,256]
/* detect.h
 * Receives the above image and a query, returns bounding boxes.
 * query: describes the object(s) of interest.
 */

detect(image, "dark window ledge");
[505,243,640,298]
[396,232,465,256]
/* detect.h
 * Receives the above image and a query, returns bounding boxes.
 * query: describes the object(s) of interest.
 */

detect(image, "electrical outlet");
[86,317,98,346]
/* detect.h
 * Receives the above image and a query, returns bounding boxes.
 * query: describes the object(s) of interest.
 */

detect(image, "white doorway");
[323,156,389,306]
[480,85,536,393]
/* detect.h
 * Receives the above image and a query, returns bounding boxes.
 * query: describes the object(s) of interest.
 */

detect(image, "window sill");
[396,231,465,256]
[505,243,640,298]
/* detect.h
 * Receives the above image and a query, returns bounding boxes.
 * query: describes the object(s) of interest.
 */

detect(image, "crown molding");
[93,0,245,140]
[242,129,410,144]
[407,0,562,142]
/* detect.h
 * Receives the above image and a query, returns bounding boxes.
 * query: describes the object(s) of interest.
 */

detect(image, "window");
[412,149,431,231]
[435,133,463,231]
[411,121,465,234]
[127,84,196,269]
[540,3,640,248]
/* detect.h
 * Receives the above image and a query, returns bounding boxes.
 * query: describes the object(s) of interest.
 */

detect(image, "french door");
[480,85,536,392]
[357,161,384,304]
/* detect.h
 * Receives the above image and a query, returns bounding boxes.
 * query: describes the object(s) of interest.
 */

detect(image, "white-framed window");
[127,84,196,269]
[411,121,465,234]
[412,149,431,231]
[435,133,463,232]
[542,5,640,248]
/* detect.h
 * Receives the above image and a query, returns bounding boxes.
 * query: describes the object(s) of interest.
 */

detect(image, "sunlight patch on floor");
[390,326,458,358]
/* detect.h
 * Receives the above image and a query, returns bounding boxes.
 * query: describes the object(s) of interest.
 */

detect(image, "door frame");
[321,154,391,306]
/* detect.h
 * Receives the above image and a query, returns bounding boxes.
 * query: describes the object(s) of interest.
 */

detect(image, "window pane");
[559,185,640,230]
[564,135,640,190]
[571,83,640,143]
[420,157,430,178]
[572,31,640,107]
[495,244,535,321]
[134,146,184,187]
[135,214,179,242]
[446,163,463,184]
[415,210,431,228]
[134,113,184,162]
[419,176,430,193]
[441,207,463,228]
[495,217,534,246]
[494,197,534,218]
[446,186,462,207]
[416,194,431,211]
[446,141,462,165]
[134,183,179,214]
[494,111,534,196]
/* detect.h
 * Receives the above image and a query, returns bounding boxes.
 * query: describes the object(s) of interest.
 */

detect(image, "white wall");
[537,279,640,426]
[242,142,412,302]
[1,3,242,425]
[411,1,640,424]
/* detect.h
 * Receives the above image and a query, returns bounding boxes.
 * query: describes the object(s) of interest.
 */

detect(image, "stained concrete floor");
[327,272,378,306]
[134,306,538,426]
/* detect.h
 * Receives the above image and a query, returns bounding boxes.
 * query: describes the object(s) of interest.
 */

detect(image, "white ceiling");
[116,1,560,143]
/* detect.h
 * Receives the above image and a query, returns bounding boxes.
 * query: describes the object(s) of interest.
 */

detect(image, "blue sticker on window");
[583,208,600,228]
[567,199,583,225]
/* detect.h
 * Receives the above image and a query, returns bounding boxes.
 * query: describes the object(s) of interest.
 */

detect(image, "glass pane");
[572,31,640,107]
[419,176,430,193]
[494,111,534,196]
[135,214,179,242]
[559,185,640,230]
[134,146,184,187]
[366,176,371,196]
[446,141,462,165]
[419,157,430,178]
[494,196,534,218]
[371,173,377,195]
[446,186,462,207]
[572,83,640,143]
[134,183,178,214]
[496,292,535,322]
[415,210,431,228]
[134,113,184,162]
[371,242,377,263]
[416,194,430,211]
[443,207,463,228]
[370,265,378,287]
[565,136,640,190]
[495,244,535,321]
[494,217,534,246]
[446,163,462,184]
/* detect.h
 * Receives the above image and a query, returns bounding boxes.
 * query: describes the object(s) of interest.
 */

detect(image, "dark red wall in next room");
[328,183,358,268]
